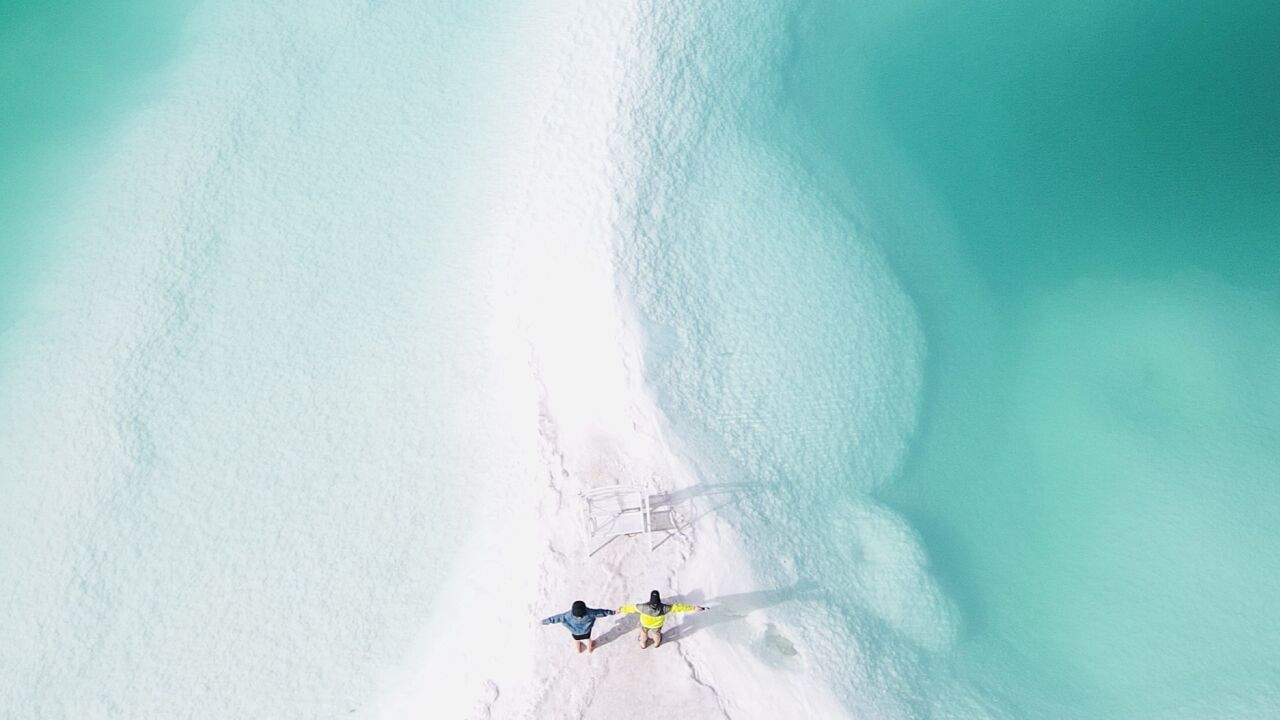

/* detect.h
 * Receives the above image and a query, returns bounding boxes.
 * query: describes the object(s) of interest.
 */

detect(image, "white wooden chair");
[581,485,653,555]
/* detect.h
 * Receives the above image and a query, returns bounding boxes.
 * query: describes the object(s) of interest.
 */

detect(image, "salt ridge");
[369,1,850,717]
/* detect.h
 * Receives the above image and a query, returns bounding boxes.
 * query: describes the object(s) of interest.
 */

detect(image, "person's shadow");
[594,611,640,649]
[661,580,818,645]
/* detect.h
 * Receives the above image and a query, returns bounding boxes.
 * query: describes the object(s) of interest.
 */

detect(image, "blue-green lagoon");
[0,1,192,366]
[783,0,1280,715]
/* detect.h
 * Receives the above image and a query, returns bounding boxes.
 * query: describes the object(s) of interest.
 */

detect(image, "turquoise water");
[786,1,1280,715]
[625,0,1279,716]
[0,2,544,716]
[0,2,191,349]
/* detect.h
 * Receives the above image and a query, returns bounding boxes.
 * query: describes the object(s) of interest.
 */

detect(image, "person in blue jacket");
[542,600,616,653]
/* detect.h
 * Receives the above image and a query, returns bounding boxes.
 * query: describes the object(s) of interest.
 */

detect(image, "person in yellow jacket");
[618,590,707,649]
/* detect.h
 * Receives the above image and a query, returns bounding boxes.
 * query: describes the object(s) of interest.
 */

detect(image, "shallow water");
[0,2,544,716]
[778,0,1280,715]
[0,2,192,364]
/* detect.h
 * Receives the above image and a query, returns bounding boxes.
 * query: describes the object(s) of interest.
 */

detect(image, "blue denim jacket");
[542,607,614,636]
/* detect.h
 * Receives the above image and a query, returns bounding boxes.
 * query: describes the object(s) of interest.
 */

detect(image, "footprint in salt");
[763,623,798,658]
[473,680,501,718]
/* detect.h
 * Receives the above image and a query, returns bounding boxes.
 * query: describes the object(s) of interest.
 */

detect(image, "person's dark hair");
[649,590,662,608]
[572,600,587,617]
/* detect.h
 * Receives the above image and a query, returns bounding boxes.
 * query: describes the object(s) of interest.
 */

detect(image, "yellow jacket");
[618,602,700,629]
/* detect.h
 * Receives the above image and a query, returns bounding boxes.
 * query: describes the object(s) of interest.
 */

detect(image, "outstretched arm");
[670,604,707,614]
[617,604,637,615]
[541,612,568,626]
[589,607,616,618]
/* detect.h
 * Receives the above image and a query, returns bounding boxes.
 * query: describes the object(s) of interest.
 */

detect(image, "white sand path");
[369,2,853,717]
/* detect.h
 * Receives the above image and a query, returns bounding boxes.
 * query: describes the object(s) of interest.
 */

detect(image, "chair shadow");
[661,580,819,644]
[648,482,763,551]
